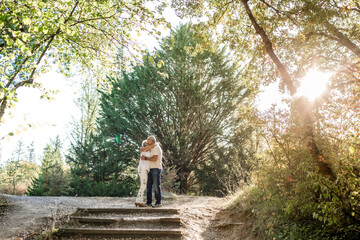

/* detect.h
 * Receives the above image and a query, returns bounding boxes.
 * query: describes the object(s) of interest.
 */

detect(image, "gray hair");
[142,140,147,147]
[147,135,156,143]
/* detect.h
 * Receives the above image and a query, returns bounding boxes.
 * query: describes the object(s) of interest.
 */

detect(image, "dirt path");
[0,194,224,240]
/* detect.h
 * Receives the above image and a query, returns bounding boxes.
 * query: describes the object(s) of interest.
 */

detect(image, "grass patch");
[222,184,261,210]
[208,185,261,240]
[224,182,360,240]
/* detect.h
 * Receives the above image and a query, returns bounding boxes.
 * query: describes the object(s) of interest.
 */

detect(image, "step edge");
[60,227,182,231]
[59,227,182,235]
[71,216,181,220]
[77,207,179,211]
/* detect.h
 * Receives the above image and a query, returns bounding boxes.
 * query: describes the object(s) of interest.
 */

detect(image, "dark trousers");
[146,168,162,205]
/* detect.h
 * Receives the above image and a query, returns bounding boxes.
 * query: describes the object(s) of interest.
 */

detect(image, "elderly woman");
[135,140,155,207]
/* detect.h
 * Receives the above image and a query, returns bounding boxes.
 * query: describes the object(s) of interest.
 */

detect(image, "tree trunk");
[44,173,49,191]
[295,98,335,178]
[0,98,7,123]
[240,0,335,179]
[176,168,190,194]
[325,21,360,59]
[12,178,16,195]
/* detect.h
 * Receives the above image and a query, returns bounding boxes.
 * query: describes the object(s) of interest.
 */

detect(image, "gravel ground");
[0,194,223,240]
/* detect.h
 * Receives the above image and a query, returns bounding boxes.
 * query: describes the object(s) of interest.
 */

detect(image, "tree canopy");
[67,24,254,195]
[0,0,168,122]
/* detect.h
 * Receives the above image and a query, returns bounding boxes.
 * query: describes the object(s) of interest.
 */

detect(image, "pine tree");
[98,24,251,194]
[26,175,46,196]
[27,138,71,196]
[67,73,138,197]
[26,142,36,163]
[4,140,26,194]
[12,140,25,162]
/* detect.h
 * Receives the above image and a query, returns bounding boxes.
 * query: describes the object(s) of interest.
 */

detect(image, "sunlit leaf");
[349,146,355,154]
[23,17,31,25]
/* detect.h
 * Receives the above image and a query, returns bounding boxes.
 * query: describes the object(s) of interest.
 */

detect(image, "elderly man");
[140,136,163,207]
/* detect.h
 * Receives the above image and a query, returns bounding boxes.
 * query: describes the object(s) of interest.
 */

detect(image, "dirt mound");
[204,207,259,240]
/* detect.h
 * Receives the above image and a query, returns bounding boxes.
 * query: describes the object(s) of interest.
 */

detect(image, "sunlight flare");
[296,69,332,101]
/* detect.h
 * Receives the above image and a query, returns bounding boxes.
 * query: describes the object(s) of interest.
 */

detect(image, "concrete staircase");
[57,207,182,239]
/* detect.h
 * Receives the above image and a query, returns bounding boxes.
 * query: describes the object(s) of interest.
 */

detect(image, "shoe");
[135,202,147,207]
[145,203,152,207]
[152,203,162,208]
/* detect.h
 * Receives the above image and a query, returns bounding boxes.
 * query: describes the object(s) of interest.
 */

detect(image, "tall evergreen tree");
[26,141,36,163]
[99,24,252,194]
[27,138,71,196]
[5,140,25,194]
[67,74,138,197]
[12,140,25,162]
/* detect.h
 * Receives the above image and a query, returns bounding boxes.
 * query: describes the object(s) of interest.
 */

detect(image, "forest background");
[1,0,359,239]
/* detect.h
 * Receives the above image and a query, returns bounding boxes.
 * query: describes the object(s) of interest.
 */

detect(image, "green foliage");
[98,23,253,194]
[0,0,168,122]
[194,127,256,196]
[70,76,100,146]
[26,174,46,196]
[67,132,138,196]
[69,171,138,197]
[0,140,39,195]
[66,74,136,197]
[172,1,360,238]
[228,105,360,239]
[27,137,72,196]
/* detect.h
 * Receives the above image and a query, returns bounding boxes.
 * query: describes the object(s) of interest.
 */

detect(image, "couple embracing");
[135,136,163,208]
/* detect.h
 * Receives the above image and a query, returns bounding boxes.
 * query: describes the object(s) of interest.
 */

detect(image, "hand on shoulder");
[140,144,156,152]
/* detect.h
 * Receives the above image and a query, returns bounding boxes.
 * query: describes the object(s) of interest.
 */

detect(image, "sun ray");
[296,68,332,101]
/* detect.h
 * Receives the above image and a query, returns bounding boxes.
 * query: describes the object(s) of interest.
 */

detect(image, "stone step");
[84,212,178,219]
[77,207,179,215]
[59,227,182,236]
[72,216,182,224]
